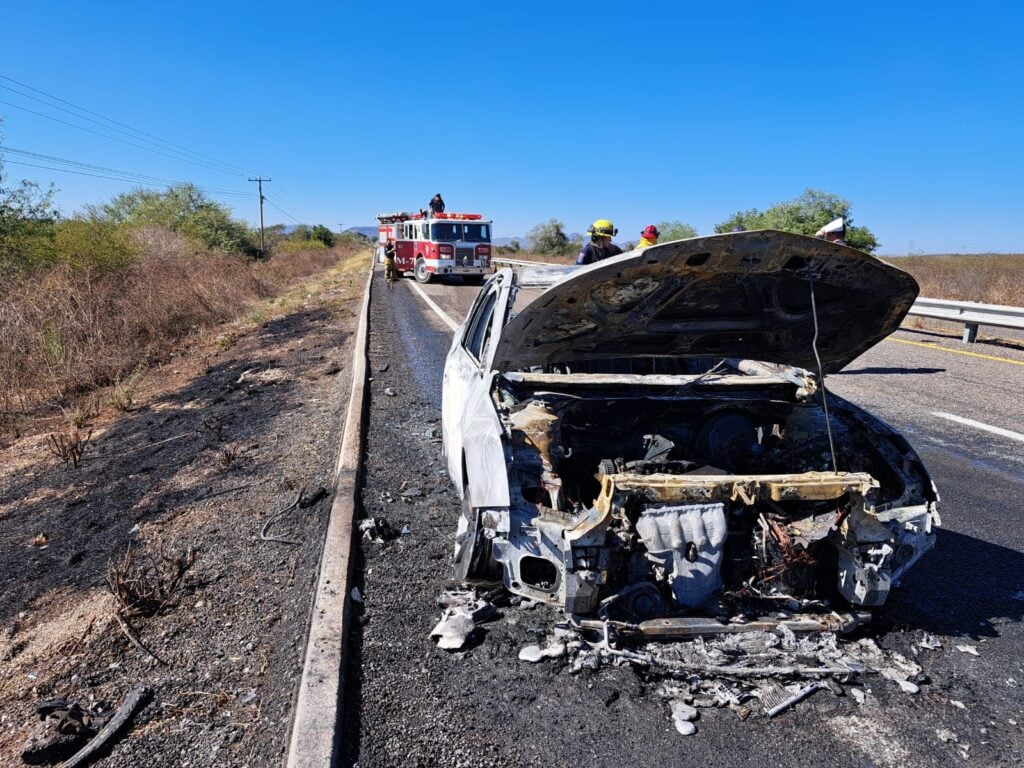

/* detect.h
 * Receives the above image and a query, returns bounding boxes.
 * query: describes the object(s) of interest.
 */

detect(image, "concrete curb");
[285,258,374,767]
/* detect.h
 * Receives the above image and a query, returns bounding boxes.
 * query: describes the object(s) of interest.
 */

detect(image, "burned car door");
[441,271,513,497]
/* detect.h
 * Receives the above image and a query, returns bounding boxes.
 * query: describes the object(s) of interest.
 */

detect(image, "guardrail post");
[962,322,979,344]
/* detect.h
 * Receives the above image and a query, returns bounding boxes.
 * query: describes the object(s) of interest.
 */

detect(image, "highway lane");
[352,272,1024,766]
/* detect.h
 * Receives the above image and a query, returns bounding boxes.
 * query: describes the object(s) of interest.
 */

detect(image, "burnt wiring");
[806,265,839,473]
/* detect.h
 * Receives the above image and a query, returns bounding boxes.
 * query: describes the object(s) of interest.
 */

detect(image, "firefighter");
[637,224,660,250]
[428,194,445,216]
[383,238,397,283]
[576,218,623,264]
[815,217,846,244]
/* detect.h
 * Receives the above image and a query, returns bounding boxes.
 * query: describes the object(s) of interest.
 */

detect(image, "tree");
[714,188,879,252]
[508,239,521,252]
[526,218,575,255]
[91,183,257,255]
[310,224,335,247]
[0,133,60,272]
[655,220,698,242]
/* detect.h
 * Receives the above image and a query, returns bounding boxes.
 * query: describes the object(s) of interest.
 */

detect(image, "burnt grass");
[0,263,363,766]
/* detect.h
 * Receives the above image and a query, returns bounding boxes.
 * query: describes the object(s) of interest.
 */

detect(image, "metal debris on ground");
[430,588,497,651]
[383,387,396,396]
[763,681,824,717]
[359,517,400,543]
[237,367,291,386]
[918,632,942,650]
[260,486,326,545]
[498,601,935,725]
[955,644,980,656]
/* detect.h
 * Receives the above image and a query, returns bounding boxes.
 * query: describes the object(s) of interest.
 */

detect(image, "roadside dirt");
[0,250,369,766]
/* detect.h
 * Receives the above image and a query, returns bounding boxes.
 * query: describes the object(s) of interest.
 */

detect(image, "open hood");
[493,230,918,374]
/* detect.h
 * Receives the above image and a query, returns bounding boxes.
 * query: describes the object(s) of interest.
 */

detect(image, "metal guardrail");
[907,298,1024,343]
[492,257,1024,345]
[491,256,553,268]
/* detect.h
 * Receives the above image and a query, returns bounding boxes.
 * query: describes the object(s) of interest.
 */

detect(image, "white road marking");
[408,280,460,332]
[931,412,1024,443]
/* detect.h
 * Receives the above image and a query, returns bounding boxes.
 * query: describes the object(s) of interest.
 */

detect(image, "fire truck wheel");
[414,257,433,284]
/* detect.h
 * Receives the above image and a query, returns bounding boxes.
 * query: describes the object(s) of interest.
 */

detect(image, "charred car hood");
[494,230,918,374]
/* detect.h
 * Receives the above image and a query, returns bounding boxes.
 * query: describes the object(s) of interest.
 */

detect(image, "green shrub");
[52,219,138,272]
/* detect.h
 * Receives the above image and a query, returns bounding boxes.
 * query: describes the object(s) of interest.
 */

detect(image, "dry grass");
[888,253,1024,306]
[0,236,363,427]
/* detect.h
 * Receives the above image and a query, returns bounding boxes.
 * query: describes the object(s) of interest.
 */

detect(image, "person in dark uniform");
[428,194,445,216]
[576,218,623,264]
[383,238,397,283]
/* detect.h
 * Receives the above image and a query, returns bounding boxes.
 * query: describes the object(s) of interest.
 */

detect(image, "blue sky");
[2,1,1021,253]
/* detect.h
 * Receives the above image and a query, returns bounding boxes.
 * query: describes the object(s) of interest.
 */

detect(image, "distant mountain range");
[345,226,378,239]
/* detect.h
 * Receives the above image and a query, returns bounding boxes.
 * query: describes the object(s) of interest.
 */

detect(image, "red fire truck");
[376,211,493,284]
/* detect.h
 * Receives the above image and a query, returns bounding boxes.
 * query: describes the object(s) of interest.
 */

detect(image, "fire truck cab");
[376,211,493,285]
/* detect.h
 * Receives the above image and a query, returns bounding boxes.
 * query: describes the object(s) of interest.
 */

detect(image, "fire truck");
[376,211,493,285]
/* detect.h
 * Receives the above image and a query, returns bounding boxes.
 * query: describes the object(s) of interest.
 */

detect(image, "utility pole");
[248,176,271,257]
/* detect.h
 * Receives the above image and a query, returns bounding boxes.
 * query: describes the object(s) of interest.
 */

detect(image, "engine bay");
[481,370,939,624]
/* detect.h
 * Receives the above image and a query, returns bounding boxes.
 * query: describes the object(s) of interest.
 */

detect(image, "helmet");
[641,225,659,239]
[588,218,618,238]
[815,217,845,238]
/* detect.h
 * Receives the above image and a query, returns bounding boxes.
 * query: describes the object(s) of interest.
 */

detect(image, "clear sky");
[2,1,1021,253]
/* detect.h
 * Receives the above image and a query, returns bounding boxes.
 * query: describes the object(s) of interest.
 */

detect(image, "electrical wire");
[4,159,249,198]
[0,98,246,178]
[1,147,248,195]
[263,196,303,224]
[0,75,254,176]
[268,179,318,223]
[806,265,839,473]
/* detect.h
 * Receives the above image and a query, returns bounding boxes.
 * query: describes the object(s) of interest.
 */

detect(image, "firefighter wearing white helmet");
[815,217,846,245]
[576,218,623,264]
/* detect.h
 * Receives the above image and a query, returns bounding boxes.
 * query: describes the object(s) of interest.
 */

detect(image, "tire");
[414,257,432,284]
[463,275,484,286]
[453,487,500,581]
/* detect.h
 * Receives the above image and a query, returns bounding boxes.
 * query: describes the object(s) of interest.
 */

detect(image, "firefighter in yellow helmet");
[637,224,660,250]
[576,218,623,264]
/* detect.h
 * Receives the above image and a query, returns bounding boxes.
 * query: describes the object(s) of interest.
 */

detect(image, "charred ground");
[0,253,368,766]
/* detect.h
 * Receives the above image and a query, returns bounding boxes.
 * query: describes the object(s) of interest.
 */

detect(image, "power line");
[1,146,248,195]
[263,196,303,224]
[4,159,250,198]
[269,180,317,223]
[0,74,254,176]
[0,98,247,178]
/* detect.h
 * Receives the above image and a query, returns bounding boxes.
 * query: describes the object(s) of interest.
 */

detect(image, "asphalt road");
[345,272,1024,767]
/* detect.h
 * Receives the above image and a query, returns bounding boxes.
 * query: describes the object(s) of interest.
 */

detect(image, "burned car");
[441,231,939,630]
